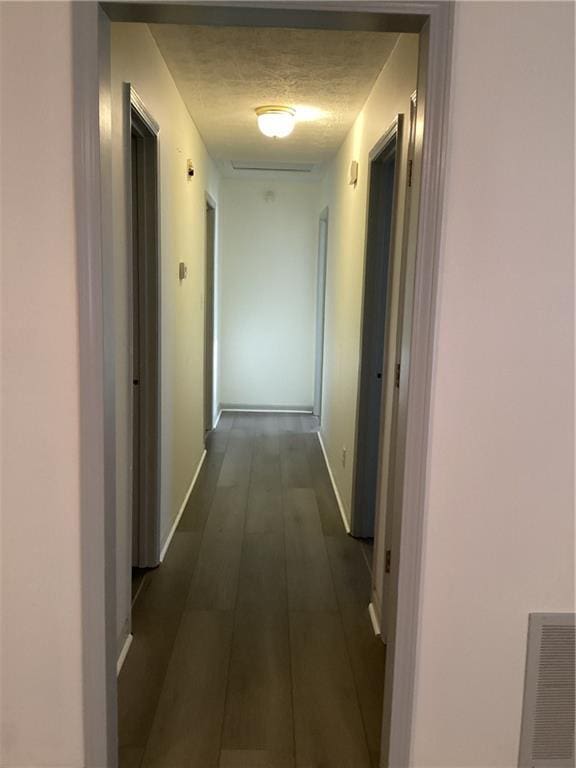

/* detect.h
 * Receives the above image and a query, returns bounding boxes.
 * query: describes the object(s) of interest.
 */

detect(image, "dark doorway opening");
[352,120,401,540]
[130,94,161,570]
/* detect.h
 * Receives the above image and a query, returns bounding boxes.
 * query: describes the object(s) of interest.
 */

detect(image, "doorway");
[352,119,401,540]
[129,88,161,571]
[313,208,329,419]
[92,7,453,768]
[204,198,216,435]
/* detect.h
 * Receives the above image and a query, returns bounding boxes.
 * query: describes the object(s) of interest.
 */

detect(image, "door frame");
[351,116,403,540]
[126,84,161,569]
[313,207,329,419]
[79,3,454,766]
[204,193,217,434]
[375,91,418,645]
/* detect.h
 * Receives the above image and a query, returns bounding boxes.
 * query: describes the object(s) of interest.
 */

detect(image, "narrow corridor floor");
[118,412,385,768]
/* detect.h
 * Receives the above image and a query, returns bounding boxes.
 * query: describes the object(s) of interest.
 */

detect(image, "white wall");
[111,23,219,651]
[1,3,86,765]
[219,179,319,409]
[318,34,419,524]
[1,5,573,768]
[410,3,574,766]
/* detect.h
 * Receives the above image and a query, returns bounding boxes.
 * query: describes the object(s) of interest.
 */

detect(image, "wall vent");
[519,613,575,767]
[231,160,315,173]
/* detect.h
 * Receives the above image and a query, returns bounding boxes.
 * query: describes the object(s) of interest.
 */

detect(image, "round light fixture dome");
[255,106,296,139]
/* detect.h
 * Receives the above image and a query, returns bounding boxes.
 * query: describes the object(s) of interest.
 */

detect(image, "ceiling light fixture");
[255,106,296,139]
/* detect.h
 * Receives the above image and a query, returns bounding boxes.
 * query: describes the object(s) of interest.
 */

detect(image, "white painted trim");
[129,85,159,136]
[159,449,207,562]
[212,408,223,429]
[368,602,382,637]
[116,633,133,676]
[316,431,351,534]
[222,408,313,414]
[89,6,454,764]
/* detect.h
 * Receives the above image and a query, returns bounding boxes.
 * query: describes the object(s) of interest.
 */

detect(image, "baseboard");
[316,431,351,534]
[117,633,133,675]
[212,408,223,429]
[368,602,382,637]
[159,448,207,562]
[221,404,313,413]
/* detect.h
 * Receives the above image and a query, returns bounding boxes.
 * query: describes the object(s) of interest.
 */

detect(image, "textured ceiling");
[149,25,399,166]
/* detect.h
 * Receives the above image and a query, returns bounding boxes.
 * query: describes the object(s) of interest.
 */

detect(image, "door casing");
[81,4,454,766]
[204,196,216,434]
[313,208,329,419]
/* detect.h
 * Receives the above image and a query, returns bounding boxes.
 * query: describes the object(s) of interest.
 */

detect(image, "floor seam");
[216,416,256,765]
[281,464,299,768]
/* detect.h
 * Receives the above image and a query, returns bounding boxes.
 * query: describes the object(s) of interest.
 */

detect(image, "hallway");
[118,412,385,768]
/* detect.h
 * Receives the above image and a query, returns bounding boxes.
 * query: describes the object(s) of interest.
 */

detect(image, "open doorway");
[204,197,216,435]
[313,208,329,420]
[96,6,453,768]
[352,119,402,540]
[129,87,161,577]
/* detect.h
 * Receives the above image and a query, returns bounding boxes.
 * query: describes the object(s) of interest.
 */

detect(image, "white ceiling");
[149,25,399,170]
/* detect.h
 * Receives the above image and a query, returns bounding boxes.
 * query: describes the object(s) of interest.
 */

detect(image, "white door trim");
[313,207,329,418]
[77,3,454,766]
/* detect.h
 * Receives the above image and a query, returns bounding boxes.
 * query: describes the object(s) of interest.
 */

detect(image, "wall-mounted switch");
[179,262,188,281]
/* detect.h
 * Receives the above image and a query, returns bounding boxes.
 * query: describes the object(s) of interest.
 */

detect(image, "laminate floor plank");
[304,434,347,537]
[324,535,386,762]
[207,427,232,454]
[299,414,319,433]
[280,433,312,488]
[255,412,280,435]
[237,531,287,608]
[141,609,234,768]
[118,532,203,758]
[216,412,236,431]
[276,413,303,433]
[323,532,372,607]
[186,486,248,611]
[178,451,225,532]
[218,432,254,488]
[219,749,294,767]
[254,430,281,457]
[245,486,283,534]
[283,488,337,612]
[119,412,381,768]
[234,411,281,434]
[119,746,145,768]
[250,442,281,490]
[289,611,372,768]
[221,605,293,759]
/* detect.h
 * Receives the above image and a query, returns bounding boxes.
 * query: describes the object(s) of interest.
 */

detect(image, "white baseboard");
[117,633,133,675]
[159,449,207,562]
[221,407,313,414]
[316,431,351,534]
[212,408,223,429]
[368,602,382,637]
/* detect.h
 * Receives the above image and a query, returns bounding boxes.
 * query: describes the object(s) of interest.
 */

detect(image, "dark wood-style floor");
[118,412,385,768]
